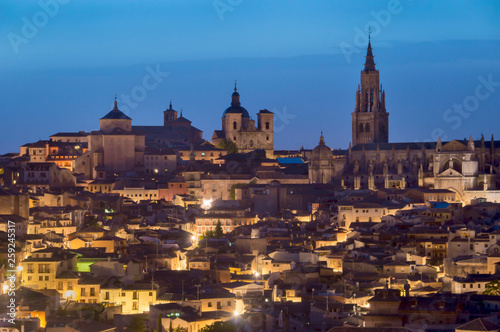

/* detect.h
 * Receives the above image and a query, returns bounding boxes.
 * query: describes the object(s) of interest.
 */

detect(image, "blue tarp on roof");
[276,157,304,164]
[430,201,450,209]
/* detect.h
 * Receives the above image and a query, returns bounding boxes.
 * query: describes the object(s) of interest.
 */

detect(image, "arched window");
[365,123,370,133]
[265,122,270,130]
[359,124,364,133]
[233,121,237,130]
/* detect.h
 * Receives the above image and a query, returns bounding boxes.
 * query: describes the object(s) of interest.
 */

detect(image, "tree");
[484,280,500,295]
[130,316,145,332]
[200,230,214,240]
[214,220,223,239]
[200,321,236,332]
[216,139,238,154]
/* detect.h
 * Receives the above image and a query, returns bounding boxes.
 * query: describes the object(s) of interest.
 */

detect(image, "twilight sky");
[1,0,500,153]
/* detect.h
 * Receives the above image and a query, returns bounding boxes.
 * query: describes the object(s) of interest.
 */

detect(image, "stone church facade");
[75,99,146,179]
[308,37,500,204]
[212,84,274,158]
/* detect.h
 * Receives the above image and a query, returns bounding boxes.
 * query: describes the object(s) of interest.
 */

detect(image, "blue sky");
[1,0,500,153]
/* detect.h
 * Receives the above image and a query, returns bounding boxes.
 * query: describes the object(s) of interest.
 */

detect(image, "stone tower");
[163,100,178,126]
[352,35,389,145]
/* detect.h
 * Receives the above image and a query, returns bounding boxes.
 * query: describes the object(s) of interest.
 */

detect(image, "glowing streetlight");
[201,198,213,210]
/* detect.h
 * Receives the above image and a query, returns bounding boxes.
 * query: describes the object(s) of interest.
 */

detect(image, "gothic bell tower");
[352,35,389,145]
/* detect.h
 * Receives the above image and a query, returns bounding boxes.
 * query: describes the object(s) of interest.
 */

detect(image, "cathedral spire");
[319,131,325,145]
[364,33,376,72]
[113,96,118,109]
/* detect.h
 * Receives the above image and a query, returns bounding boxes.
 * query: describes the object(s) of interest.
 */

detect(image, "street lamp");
[233,311,240,332]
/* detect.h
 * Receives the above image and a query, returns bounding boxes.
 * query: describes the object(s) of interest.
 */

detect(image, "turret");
[468,135,475,151]
[436,137,442,152]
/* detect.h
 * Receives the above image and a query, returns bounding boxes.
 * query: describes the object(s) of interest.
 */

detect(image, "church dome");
[312,132,332,159]
[223,105,250,118]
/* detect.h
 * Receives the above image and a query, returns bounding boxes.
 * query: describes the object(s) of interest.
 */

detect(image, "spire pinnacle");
[231,82,240,106]
[364,32,376,72]
[169,99,172,110]
[114,96,118,109]
[319,131,325,145]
